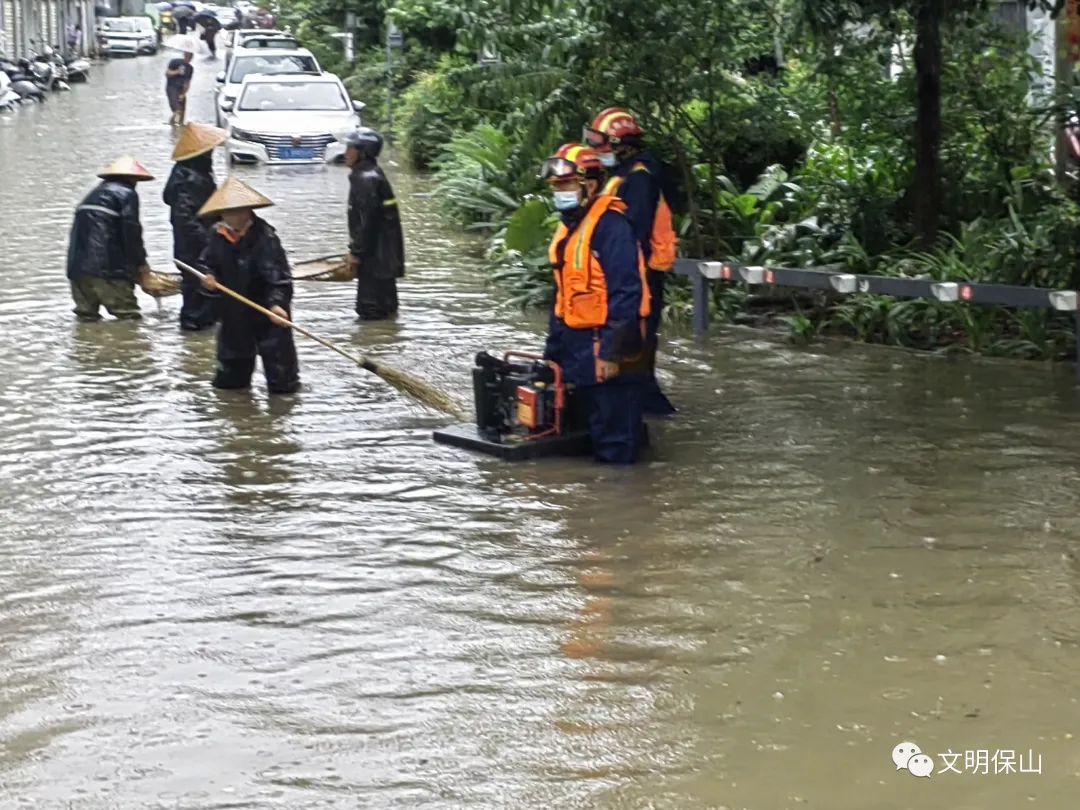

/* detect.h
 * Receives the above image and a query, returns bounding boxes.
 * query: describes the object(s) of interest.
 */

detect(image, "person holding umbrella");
[194,9,221,58]
[163,36,195,126]
[171,0,195,34]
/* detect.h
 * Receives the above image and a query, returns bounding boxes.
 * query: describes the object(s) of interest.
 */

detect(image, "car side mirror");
[216,71,225,83]
[352,100,365,112]
[220,98,234,112]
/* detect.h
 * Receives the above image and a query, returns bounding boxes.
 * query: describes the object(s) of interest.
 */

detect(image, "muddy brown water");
[1,51,1080,810]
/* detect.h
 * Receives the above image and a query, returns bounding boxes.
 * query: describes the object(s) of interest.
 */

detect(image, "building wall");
[1,0,96,57]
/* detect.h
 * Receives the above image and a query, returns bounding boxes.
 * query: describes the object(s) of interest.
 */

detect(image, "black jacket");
[163,162,217,264]
[66,179,147,281]
[348,158,405,280]
[198,215,292,310]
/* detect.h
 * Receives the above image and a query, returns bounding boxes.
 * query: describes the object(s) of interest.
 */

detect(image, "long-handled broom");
[174,259,466,419]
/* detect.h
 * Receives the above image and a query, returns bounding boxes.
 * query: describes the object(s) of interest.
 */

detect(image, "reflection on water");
[1,52,1080,810]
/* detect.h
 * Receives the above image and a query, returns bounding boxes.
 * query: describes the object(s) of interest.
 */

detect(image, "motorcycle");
[1,58,47,103]
[0,72,20,112]
[29,45,70,91]
[65,52,90,83]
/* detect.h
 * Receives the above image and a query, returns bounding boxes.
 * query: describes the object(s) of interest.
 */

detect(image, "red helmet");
[584,108,644,149]
[539,143,604,183]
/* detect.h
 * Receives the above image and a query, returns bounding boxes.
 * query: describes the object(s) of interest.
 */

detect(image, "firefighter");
[163,121,227,331]
[341,127,405,321]
[66,156,156,321]
[584,108,677,416]
[541,144,651,465]
[196,177,300,395]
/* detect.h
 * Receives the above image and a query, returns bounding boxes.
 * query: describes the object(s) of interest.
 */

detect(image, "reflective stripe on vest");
[77,204,121,217]
[547,194,651,330]
[603,162,678,272]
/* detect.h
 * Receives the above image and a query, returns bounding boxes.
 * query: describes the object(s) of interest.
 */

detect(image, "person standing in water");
[66,157,156,321]
[342,128,405,321]
[164,122,228,331]
[196,177,301,395]
[165,44,194,126]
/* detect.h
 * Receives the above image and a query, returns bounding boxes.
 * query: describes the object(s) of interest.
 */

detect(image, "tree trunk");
[912,0,944,249]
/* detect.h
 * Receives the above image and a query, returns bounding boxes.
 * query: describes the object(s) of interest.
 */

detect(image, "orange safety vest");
[548,195,651,330]
[604,162,678,272]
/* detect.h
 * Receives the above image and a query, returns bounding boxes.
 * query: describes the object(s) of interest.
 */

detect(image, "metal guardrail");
[673,258,1080,378]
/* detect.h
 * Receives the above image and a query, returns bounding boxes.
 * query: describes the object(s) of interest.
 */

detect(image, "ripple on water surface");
[3,54,1080,810]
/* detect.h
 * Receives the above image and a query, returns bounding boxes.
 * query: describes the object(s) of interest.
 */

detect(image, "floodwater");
[2,49,1080,810]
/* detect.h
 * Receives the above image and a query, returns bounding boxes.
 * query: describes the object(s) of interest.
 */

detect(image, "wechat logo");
[892,741,934,778]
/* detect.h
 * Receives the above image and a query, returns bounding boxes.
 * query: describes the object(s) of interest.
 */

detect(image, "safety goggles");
[538,156,579,181]
[582,127,610,149]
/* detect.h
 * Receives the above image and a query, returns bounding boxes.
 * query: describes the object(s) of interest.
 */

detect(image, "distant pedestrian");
[173,4,194,34]
[165,45,194,126]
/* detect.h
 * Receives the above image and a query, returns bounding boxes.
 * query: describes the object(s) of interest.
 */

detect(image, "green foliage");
[281,0,1080,361]
[396,55,476,168]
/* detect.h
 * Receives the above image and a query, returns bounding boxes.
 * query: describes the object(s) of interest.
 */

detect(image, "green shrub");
[397,56,477,169]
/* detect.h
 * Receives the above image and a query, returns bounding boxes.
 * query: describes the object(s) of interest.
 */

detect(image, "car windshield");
[229,54,317,83]
[102,20,138,32]
[240,38,299,49]
[238,81,348,112]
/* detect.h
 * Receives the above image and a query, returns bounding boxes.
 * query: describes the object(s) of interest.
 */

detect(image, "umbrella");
[155,2,174,9]
[171,4,194,17]
[163,34,198,52]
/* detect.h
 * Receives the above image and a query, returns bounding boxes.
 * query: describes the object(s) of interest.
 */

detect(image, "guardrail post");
[1075,312,1080,386]
[692,271,708,338]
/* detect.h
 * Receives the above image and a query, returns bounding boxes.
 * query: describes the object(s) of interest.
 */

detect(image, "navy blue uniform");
[608,150,676,416]
[198,216,299,394]
[545,206,646,464]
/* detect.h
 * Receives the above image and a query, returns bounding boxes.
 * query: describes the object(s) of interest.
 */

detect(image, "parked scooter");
[65,51,91,82]
[0,59,47,104]
[0,72,20,112]
[40,47,71,91]
[28,44,69,91]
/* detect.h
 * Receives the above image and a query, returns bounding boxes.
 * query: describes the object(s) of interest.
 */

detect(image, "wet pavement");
[2,48,1080,810]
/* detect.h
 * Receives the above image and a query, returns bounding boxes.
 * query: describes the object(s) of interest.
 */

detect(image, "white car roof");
[238,72,341,86]
[231,46,315,58]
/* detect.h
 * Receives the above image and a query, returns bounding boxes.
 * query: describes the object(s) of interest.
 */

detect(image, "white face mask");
[599,152,617,168]
[553,190,581,211]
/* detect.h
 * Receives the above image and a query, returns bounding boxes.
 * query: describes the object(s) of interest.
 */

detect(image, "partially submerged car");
[97,16,158,57]
[215,45,320,126]
[225,73,365,165]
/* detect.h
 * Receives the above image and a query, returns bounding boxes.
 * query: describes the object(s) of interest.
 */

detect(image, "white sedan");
[225,74,366,165]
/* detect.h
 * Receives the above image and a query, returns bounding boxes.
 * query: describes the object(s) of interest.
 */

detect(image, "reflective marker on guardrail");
[1049,291,1079,311]
[829,274,857,294]
[739,266,766,284]
[930,282,959,302]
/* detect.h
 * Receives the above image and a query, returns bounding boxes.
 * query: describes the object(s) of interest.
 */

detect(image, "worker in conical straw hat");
[163,121,228,331]
[195,176,301,394]
[66,156,157,322]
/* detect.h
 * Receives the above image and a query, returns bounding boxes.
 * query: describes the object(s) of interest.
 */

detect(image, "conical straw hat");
[98,155,155,182]
[197,175,274,217]
[173,122,229,161]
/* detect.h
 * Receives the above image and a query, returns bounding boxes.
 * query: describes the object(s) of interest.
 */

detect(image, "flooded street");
[4,51,1080,810]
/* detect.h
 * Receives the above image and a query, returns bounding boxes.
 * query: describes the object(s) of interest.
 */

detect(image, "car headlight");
[230,128,255,142]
